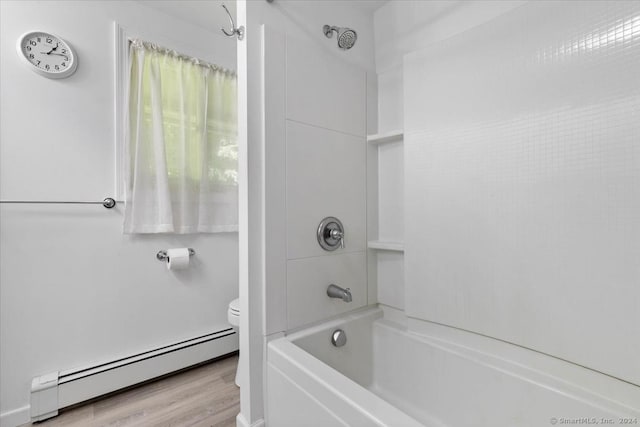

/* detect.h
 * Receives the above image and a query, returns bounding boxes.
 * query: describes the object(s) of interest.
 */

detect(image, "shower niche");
[367,129,404,250]
[367,129,405,311]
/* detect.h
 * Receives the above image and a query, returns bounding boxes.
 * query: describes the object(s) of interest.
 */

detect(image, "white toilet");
[227,298,241,386]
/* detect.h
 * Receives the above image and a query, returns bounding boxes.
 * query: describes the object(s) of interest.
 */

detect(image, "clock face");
[17,32,77,78]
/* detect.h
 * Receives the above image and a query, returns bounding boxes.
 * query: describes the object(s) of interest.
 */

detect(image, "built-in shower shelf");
[367,130,404,145]
[368,240,404,252]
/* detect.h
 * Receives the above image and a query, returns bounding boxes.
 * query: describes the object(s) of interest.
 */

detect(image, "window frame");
[114,22,129,201]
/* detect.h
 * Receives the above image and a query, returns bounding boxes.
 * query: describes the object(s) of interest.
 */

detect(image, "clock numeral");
[26,46,31,51]
[45,64,50,70]
[37,37,41,43]
[61,62,66,67]
[29,53,34,59]
[61,49,67,54]
[46,37,52,44]
[30,40,36,46]
[36,60,41,65]
[55,65,60,70]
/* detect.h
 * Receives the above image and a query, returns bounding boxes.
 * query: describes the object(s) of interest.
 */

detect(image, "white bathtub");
[267,307,640,427]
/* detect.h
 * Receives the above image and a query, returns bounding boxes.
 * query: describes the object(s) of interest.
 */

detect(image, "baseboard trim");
[3,329,238,427]
[236,413,265,427]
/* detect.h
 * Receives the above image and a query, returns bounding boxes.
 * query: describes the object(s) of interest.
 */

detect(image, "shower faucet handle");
[317,217,345,251]
[330,229,345,248]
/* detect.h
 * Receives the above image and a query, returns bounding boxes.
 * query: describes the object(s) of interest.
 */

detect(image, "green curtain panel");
[124,40,238,234]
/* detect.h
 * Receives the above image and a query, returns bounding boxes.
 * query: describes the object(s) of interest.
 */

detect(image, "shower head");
[323,25,357,50]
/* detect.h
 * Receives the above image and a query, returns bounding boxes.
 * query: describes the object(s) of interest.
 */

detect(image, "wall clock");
[16,31,78,79]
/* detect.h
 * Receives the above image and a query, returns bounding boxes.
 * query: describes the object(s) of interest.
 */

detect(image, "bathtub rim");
[386,306,640,416]
[279,304,640,419]
[268,307,427,427]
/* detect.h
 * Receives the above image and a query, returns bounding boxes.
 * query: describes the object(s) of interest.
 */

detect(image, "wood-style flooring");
[22,354,239,427]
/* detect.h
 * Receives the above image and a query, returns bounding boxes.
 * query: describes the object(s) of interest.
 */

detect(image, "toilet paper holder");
[156,248,196,262]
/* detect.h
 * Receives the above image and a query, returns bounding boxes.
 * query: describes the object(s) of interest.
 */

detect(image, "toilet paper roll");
[166,248,190,270]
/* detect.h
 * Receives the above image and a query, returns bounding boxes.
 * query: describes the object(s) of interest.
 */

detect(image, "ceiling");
[137,1,235,36]
[347,0,388,13]
[138,0,388,36]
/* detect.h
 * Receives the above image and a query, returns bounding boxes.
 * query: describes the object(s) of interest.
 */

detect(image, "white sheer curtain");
[124,40,237,234]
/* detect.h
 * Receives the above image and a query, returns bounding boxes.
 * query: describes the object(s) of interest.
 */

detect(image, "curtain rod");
[128,38,236,76]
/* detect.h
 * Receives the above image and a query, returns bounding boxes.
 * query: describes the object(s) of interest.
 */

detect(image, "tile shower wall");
[404,1,640,385]
[287,252,367,328]
[286,121,366,260]
[255,5,376,421]
[264,28,368,332]
[371,1,526,313]
[374,0,525,133]
[286,39,366,137]
[285,36,367,330]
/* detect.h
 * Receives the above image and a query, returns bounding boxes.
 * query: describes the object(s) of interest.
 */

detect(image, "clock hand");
[48,53,69,60]
[41,44,59,55]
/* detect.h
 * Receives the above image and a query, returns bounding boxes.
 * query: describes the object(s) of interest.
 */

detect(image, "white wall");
[0,2,237,424]
[404,0,640,385]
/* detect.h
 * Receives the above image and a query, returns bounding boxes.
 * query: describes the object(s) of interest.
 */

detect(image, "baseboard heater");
[30,328,238,422]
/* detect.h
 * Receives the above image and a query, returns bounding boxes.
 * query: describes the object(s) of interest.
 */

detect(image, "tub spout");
[327,284,352,303]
